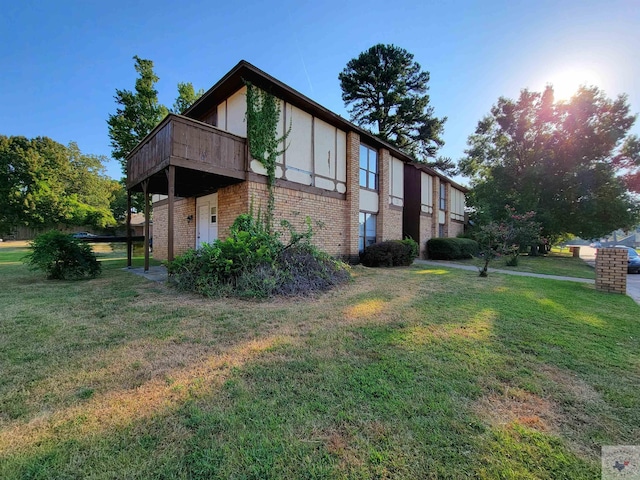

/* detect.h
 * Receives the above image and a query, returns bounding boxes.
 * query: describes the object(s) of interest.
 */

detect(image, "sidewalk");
[416,252,640,306]
[123,265,168,282]
[413,259,595,284]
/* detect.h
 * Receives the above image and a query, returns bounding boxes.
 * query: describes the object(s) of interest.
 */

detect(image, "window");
[439,223,445,238]
[359,212,377,251]
[440,182,447,210]
[210,206,217,224]
[359,145,378,190]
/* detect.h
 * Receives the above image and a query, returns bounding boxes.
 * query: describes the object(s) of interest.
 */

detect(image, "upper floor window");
[359,145,378,190]
[440,182,447,210]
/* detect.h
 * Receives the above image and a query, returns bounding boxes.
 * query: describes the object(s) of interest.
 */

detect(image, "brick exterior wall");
[595,248,627,294]
[152,197,196,260]
[152,180,356,261]
[218,182,250,239]
[238,181,350,257]
[381,208,403,242]
[345,131,361,262]
[419,213,433,258]
[377,148,390,241]
[449,220,464,238]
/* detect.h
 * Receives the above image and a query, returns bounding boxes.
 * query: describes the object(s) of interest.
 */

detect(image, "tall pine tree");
[339,44,450,172]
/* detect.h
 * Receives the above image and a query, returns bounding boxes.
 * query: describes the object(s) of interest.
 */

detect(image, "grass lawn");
[1,242,638,478]
[443,248,596,279]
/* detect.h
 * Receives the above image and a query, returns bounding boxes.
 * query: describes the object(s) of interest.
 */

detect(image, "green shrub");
[426,238,479,260]
[24,231,101,280]
[167,213,350,298]
[360,240,416,267]
[401,237,419,259]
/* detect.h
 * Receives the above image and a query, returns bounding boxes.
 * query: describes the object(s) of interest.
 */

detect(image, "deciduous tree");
[460,86,639,241]
[107,56,168,175]
[0,136,118,235]
[339,44,448,172]
[171,82,204,114]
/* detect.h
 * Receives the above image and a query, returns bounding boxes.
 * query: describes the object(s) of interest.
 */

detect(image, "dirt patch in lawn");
[539,364,603,404]
[473,387,560,433]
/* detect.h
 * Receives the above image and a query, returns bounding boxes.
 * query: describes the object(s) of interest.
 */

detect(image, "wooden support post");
[166,166,175,262]
[126,191,132,267]
[142,180,150,272]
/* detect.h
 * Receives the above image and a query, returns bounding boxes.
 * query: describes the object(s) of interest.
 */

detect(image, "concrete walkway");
[414,259,595,284]
[123,265,168,282]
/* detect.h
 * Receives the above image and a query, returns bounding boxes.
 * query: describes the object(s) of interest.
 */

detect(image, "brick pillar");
[595,247,627,294]
[346,131,361,262]
[377,148,390,242]
[444,182,451,237]
[432,177,439,238]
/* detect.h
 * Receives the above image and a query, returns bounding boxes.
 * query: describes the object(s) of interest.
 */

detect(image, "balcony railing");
[126,114,247,190]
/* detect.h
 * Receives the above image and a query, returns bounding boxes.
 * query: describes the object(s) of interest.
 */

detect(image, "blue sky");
[2,0,639,183]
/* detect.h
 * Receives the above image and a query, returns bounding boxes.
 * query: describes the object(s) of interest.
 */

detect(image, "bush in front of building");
[360,239,418,267]
[24,230,101,280]
[426,237,479,260]
[167,212,351,298]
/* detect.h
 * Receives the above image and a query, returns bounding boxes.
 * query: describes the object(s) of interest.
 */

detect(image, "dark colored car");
[71,232,96,239]
[614,246,640,273]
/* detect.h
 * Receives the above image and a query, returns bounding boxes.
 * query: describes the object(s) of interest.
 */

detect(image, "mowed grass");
[1,243,639,478]
[445,248,596,279]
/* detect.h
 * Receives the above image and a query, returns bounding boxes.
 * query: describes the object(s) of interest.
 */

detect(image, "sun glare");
[546,67,603,101]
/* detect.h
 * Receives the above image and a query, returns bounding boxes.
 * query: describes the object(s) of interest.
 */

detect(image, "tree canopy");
[0,135,121,236]
[107,56,203,175]
[460,86,639,241]
[107,56,168,175]
[339,44,450,172]
[171,82,204,114]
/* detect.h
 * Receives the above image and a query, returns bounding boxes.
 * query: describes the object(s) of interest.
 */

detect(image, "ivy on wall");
[245,81,290,231]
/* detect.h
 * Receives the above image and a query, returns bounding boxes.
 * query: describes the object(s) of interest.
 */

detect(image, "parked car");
[71,232,96,239]
[614,245,640,273]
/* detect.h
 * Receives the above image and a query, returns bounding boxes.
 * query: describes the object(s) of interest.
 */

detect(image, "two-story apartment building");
[125,61,466,267]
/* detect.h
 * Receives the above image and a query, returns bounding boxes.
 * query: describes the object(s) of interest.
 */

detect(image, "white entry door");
[196,193,218,248]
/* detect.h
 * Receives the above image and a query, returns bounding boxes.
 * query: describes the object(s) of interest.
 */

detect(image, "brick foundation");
[595,247,627,294]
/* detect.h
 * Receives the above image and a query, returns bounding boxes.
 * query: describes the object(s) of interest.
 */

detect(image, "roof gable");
[185,60,466,192]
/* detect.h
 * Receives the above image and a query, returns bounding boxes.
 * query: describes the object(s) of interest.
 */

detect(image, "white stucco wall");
[450,188,465,221]
[389,156,404,206]
[360,188,379,213]
[421,172,433,214]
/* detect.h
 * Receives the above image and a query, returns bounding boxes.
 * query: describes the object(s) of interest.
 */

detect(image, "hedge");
[426,237,479,260]
[360,239,418,267]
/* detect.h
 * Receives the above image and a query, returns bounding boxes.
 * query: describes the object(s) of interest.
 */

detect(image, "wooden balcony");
[126,114,247,197]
